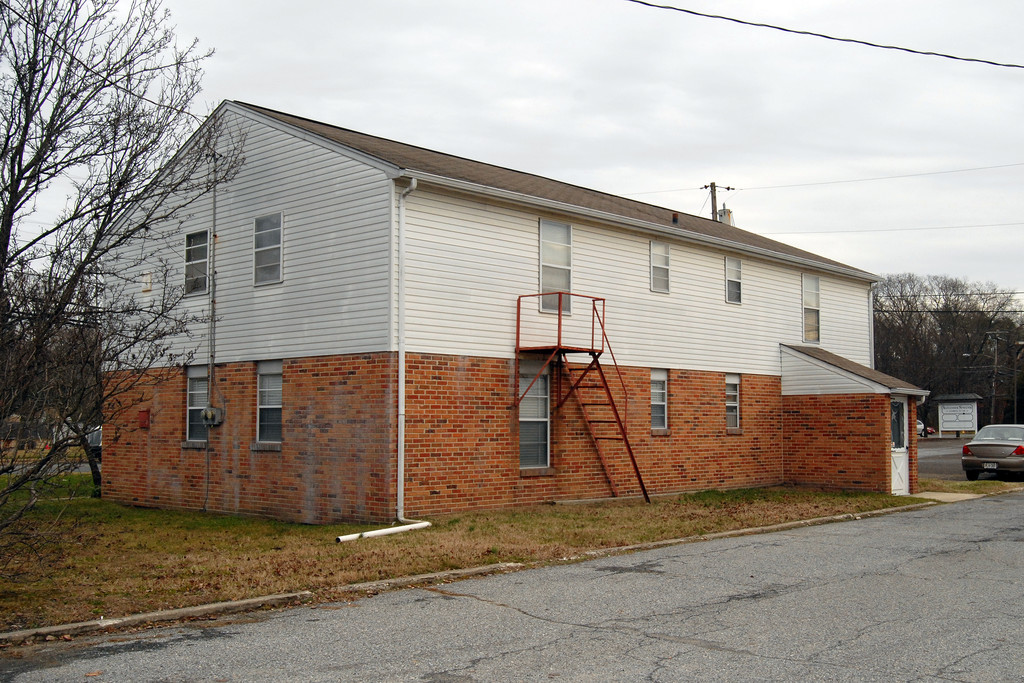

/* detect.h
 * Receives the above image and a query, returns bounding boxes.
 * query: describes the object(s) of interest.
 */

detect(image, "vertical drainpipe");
[396,178,417,523]
[868,283,876,369]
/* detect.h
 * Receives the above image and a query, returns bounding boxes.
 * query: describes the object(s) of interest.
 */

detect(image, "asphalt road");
[917,437,969,481]
[4,492,1024,682]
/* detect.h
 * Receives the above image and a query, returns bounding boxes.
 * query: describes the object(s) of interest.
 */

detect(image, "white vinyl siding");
[650,241,669,293]
[401,190,873,373]
[725,257,741,304]
[139,109,393,363]
[540,219,572,313]
[253,213,282,284]
[780,347,891,395]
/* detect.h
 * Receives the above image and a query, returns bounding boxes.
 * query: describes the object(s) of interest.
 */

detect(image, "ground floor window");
[651,369,668,430]
[257,360,283,442]
[186,366,208,442]
[725,373,740,429]
[519,370,549,468]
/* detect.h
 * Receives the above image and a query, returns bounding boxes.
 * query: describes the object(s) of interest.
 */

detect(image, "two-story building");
[102,101,926,524]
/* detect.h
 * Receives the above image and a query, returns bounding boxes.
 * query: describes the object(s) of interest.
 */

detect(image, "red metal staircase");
[515,293,650,502]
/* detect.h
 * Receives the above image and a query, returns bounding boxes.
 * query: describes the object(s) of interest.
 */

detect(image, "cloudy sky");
[169,0,1024,294]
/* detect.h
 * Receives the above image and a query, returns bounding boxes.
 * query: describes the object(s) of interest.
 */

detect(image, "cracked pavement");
[4,492,1024,681]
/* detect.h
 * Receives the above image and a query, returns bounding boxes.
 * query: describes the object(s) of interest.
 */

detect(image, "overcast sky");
[169,0,1024,295]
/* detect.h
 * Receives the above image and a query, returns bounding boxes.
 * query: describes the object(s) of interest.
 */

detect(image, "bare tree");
[0,0,241,577]
[874,273,1023,427]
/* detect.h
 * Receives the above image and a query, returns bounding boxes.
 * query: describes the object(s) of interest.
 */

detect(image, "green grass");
[0,477,937,632]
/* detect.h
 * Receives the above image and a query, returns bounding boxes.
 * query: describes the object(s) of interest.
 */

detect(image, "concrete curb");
[0,494,1002,646]
[0,592,312,646]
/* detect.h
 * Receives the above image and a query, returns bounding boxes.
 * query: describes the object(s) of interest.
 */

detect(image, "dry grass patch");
[918,477,1021,495]
[0,477,921,632]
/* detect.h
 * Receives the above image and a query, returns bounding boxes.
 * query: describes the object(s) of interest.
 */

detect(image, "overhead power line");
[622,0,1024,69]
[762,221,1024,236]
[625,162,1024,197]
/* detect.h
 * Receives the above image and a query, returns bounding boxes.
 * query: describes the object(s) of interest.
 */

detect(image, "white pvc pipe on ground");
[336,521,431,543]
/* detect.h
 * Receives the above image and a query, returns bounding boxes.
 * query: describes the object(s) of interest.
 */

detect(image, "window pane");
[254,230,280,249]
[259,407,282,442]
[185,263,207,294]
[726,406,739,429]
[518,375,548,419]
[652,266,669,293]
[726,257,741,280]
[804,308,820,342]
[255,214,281,234]
[519,421,548,467]
[890,401,905,449]
[540,221,570,245]
[259,374,282,405]
[542,265,570,292]
[188,377,208,407]
[541,242,571,267]
[727,279,741,303]
[651,404,667,430]
[188,409,208,441]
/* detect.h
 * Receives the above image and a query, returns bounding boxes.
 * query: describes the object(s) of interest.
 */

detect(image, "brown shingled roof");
[234,101,875,280]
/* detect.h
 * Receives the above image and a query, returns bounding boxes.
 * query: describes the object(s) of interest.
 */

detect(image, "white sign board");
[938,402,978,434]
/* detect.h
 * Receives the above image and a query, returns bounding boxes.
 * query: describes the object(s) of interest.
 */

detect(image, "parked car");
[961,424,1024,480]
[917,420,924,436]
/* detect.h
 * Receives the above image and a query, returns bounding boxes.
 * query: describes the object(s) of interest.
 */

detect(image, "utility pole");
[986,331,1007,424]
[702,182,735,222]
[1015,341,1024,423]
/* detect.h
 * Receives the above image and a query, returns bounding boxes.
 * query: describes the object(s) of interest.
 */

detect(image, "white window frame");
[186,366,209,442]
[257,360,283,443]
[725,373,740,430]
[184,231,208,295]
[254,213,283,284]
[650,241,670,293]
[725,257,742,304]
[651,369,668,430]
[539,219,571,313]
[803,274,820,342]
[518,364,550,468]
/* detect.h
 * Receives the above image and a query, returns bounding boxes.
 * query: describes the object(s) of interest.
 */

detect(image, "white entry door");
[890,397,909,495]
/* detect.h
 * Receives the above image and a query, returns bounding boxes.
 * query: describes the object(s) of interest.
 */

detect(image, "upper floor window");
[651,369,668,430]
[650,241,670,293]
[725,257,742,304]
[802,274,820,342]
[540,219,571,313]
[186,366,208,442]
[257,360,283,443]
[184,231,208,295]
[254,213,282,284]
[725,373,740,429]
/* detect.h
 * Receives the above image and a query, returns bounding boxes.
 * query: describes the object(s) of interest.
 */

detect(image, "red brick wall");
[401,357,785,516]
[105,350,911,524]
[782,392,917,493]
[103,353,395,523]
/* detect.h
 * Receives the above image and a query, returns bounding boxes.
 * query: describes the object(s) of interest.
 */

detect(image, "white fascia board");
[226,102,403,179]
[400,170,878,283]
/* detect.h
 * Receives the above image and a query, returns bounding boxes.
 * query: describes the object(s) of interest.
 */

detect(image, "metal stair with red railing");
[514,292,650,502]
